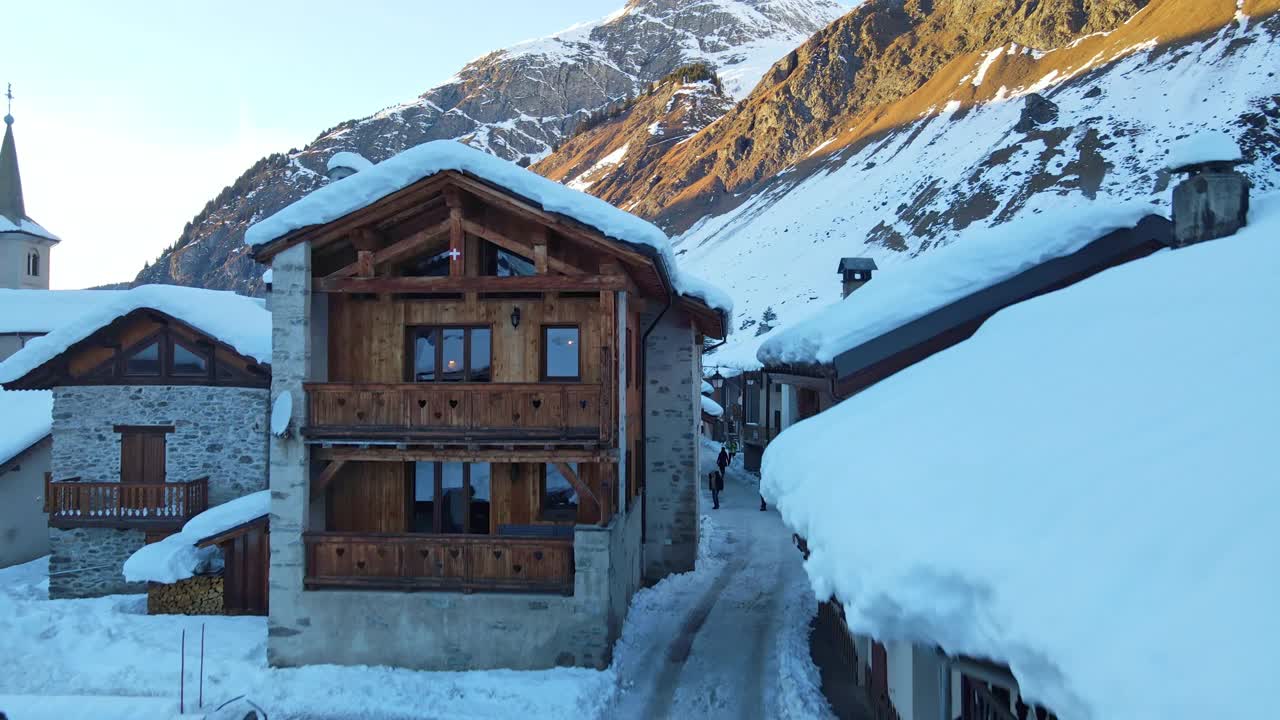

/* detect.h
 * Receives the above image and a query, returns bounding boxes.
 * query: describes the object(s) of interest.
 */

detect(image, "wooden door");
[119,429,167,484]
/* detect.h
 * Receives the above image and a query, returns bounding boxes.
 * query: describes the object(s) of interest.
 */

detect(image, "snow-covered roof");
[124,491,270,584]
[762,193,1280,720]
[701,394,724,418]
[0,289,128,334]
[1166,131,1243,171]
[701,379,714,394]
[246,140,732,318]
[0,285,271,384]
[0,214,59,242]
[261,268,273,285]
[326,151,374,173]
[757,202,1153,368]
[0,389,51,466]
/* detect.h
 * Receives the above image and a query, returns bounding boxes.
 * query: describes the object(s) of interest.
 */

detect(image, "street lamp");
[711,370,724,389]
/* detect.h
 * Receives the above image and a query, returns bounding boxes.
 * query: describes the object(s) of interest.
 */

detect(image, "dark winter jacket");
[709,471,725,492]
[717,448,729,470]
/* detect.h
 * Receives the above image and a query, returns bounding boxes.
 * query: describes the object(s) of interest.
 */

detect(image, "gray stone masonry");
[48,527,145,597]
[641,307,701,581]
[51,385,269,504]
[1172,166,1250,247]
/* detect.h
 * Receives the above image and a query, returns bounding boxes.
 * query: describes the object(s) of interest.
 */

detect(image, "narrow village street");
[609,440,829,719]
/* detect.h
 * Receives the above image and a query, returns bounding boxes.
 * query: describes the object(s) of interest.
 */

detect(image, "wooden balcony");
[303,382,611,445]
[303,531,574,595]
[44,476,209,530]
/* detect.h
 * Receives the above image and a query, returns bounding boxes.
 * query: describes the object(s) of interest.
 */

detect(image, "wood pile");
[147,575,225,615]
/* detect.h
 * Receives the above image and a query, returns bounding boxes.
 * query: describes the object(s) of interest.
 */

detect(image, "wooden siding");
[45,476,209,529]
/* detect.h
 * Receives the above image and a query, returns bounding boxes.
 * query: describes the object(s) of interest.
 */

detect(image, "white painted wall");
[0,233,55,290]
[0,436,50,567]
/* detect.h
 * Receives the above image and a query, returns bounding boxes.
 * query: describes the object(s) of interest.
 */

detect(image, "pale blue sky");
[6,0,620,288]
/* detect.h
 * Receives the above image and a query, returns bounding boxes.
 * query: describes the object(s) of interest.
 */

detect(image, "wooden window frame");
[120,329,166,378]
[407,325,493,383]
[538,462,579,522]
[170,337,212,377]
[410,461,491,535]
[540,324,582,382]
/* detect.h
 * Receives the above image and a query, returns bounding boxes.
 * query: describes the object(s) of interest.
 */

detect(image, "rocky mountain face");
[132,0,843,294]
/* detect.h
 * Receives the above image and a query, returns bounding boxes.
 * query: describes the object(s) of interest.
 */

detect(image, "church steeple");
[0,84,27,223]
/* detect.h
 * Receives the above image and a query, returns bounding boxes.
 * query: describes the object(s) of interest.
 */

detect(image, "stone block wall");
[51,385,270,504]
[148,575,224,615]
[641,307,700,581]
[48,526,146,597]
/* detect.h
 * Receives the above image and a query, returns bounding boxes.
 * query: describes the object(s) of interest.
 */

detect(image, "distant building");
[0,111,59,291]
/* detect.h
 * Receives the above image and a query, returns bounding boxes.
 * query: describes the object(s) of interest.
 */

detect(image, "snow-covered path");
[610,440,831,719]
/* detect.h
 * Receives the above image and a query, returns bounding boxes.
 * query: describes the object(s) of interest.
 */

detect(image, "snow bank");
[326,150,374,173]
[1166,131,1243,171]
[124,491,270,584]
[0,214,59,242]
[246,140,731,318]
[701,394,724,418]
[0,289,128,333]
[757,201,1153,368]
[0,285,271,384]
[762,194,1280,719]
[0,389,52,464]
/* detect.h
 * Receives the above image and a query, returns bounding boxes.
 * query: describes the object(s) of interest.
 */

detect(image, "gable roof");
[245,140,732,321]
[0,389,51,466]
[0,285,271,387]
[0,116,58,243]
[837,258,878,273]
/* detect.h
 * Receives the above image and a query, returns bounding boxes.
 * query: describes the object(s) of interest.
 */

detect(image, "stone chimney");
[1168,133,1250,247]
[262,268,273,312]
[326,151,374,182]
[836,257,877,298]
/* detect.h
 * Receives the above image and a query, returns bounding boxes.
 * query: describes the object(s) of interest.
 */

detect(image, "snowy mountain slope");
[132,0,843,294]
[683,0,1280,371]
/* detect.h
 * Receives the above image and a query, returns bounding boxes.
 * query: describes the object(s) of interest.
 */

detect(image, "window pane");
[441,329,465,382]
[469,329,491,382]
[125,341,161,376]
[441,462,466,533]
[544,462,579,518]
[496,249,536,277]
[172,343,208,376]
[406,249,451,277]
[544,327,579,378]
[469,464,491,535]
[414,330,437,382]
[413,462,436,533]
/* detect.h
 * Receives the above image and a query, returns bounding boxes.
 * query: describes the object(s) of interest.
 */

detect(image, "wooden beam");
[314,447,617,464]
[533,242,548,274]
[445,187,464,277]
[460,219,582,276]
[553,461,604,526]
[326,219,451,280]
[316,275,628,294]
[351,227,380,252]
[356,250,375,278]
[313,459,347,494]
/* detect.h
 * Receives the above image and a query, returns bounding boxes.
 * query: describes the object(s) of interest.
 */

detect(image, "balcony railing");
[303,382,610,444]
[44,475,209,530]
[303,531,574,595]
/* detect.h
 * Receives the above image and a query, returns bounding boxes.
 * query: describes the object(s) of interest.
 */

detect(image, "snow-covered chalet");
[247,140,730,671]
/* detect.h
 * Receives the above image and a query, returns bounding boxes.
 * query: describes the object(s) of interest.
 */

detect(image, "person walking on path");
[716,446,729,478]
[709,470,724,509]
[726,438,738,464]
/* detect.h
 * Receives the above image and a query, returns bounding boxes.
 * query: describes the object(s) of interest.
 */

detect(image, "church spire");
[0,84,26,223]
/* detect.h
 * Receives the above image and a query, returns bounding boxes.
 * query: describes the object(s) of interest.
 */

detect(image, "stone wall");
[148,575,224,615]
[48,526,146,597]
[51,385,269,504]
[641,307,700,581]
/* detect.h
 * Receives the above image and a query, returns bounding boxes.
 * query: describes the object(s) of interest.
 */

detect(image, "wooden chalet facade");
[254,143,726,671]
[0,290,272,598]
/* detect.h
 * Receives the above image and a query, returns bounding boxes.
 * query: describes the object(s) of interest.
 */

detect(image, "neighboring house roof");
[326,151,374,174]
[124,490,270,584]
[0,115,58,243]
[761,191,1280,720]
[837,258,878,273]
[0,388,52,466]
[758,202,1166,370]
[0,289,129,334]
[701,394,724,418]
[0,285,271,386]
[245,139,732,320]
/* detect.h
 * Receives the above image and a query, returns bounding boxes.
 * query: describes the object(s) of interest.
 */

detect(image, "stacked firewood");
[147,575,225,615]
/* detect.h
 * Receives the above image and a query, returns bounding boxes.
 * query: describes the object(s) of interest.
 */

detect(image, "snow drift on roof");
[0,285,271,384]
[326,151,374,173]
[124,491,270,584]
[762,193,1280,720]
[1166,131,1243,171]
[701,394,724,418]
[0,289,129,334]
[245,140,731,317]
[0,389,51,465]
[701,379,714,394]
[757,201,1154,368]
[0,214,59,242]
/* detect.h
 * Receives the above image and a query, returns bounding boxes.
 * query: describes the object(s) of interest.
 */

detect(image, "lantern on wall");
[510,307,521,329]
[711,371,724,389]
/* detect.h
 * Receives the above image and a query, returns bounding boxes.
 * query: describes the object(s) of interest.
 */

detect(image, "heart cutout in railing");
[448,399,459,409]
[449,548,460,559]
[356,560,366,569]
[418,399,427,409]
[335,548,345,557]
[419,549,429,558]
[513,564,523,574]
[531,398,542,409]
[533,551,544,561]
[337,398,346,407]
[356,411,366,420]
[513,412,521,421]
[376,548,386,558]
[434,411,443,420]
[493,550,503,560]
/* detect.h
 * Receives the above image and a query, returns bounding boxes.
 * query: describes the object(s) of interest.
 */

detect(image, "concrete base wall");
[268,511,642,671]
[0,438,50,568]
[642,308,700,581]
[48,526,145,598]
